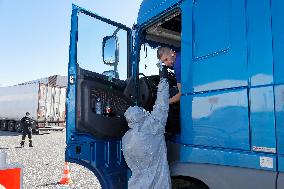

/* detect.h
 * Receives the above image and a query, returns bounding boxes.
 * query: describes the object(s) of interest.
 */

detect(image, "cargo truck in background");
[66,0,284,188]
[0,75,67,133]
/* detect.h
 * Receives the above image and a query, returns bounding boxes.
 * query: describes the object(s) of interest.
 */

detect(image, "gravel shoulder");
[0,130,101,189]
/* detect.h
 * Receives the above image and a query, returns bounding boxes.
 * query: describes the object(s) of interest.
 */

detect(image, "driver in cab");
[157,46,181,104]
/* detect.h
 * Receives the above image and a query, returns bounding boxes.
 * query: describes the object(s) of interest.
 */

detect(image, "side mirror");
[102,35,118,65]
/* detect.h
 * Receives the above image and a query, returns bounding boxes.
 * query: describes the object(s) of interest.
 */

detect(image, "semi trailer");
[0,76,67,133]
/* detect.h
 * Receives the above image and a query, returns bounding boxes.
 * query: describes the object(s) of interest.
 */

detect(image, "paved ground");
[0,130,101,189]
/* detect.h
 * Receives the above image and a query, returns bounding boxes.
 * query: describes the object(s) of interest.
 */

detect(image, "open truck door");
[65,5,134,188]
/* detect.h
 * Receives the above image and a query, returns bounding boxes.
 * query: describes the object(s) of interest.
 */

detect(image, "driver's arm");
[169,82,181,104]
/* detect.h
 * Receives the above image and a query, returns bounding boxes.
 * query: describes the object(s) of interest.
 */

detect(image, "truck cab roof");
[137,0,182,26]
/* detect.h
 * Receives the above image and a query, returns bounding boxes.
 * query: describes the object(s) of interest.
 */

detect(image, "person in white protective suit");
[122,66,171,189]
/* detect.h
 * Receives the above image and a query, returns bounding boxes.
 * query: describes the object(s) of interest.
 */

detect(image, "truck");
[65,0,284,188]
[0,75,67,133]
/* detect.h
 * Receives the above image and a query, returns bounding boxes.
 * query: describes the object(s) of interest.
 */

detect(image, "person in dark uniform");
[20,112,34,147]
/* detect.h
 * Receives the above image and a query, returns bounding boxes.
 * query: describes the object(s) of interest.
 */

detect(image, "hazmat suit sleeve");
[140,78,169,135]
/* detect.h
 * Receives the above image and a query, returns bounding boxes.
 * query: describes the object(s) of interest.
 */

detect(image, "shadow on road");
[36,182,61,187]
[0,131,21,136]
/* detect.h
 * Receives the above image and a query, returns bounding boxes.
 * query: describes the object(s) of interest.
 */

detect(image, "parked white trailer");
[0,82,66,133]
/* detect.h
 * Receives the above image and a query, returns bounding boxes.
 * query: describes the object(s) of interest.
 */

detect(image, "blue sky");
[0,0,142,86]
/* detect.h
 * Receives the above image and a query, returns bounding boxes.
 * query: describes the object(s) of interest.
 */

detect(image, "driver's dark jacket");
[21,116,33,132]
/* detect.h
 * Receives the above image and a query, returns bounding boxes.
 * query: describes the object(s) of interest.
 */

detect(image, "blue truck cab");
[66,0,284,188]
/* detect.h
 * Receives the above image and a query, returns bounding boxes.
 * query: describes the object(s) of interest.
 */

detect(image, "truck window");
[138,10,181,134]
[139,10,181,76]
[77,13,128,80]
[139,44,159,76]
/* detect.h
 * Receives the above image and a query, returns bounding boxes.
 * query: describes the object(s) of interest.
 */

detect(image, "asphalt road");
[0,130,101,189]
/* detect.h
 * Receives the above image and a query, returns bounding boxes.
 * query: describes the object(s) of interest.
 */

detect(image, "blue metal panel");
[137,0,181,26]
[250,86,276,153]
[188,0,247,93]
[278,155,284,172]
[180,0,194,94]
[66,135,128,189]
[66,4,79,143]
[181,88,250,150]
[193,0,230,59]
[179,145,276,171]
[247,0,274,86]
[68,142,91,163]
[275,85,284,155]
[271,0,284,84]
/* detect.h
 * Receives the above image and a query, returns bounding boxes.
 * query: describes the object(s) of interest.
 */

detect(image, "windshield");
[77,12,129,80]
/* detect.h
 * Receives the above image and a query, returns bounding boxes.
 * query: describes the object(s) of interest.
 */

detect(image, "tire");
[15,121,23,133]
[0,120,8,131]
[8,121,15,132]
[172,178,209,189]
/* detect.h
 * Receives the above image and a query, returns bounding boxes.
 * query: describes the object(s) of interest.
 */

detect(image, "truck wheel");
[0,121,8,131]
[172,177,209,189]
[15,122,23,133]
[8,121,15,132]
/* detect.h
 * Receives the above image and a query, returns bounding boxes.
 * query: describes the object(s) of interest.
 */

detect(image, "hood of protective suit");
[124,106,149,129]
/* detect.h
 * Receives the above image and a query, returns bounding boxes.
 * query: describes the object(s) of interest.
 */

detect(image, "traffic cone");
[58,162,73,185]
